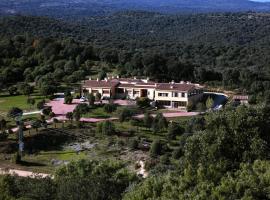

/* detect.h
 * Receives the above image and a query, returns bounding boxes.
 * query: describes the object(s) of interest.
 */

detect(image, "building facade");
[82,77,204,110]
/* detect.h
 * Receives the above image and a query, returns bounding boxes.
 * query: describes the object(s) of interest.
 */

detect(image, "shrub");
[7,107,23,118]
[167,122,184,140]
[129,138,139,150]
[172,147,183,159]
[118,108,136,122]
[160,154,170,165]
[97,121,115,136]
[136,97,150,108]
[42,107,52,116]
[104,103,117,113]
[12,153,21,164]
[196,102,206,112]
[149,140,163,157]
[37,100,45,110]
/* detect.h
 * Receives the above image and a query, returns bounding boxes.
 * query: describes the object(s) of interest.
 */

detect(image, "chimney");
[117,75,119,79]
[89,77,92,80]
[105,78,108,82]
[97,78,99,82]
[134,76,137,80]
[171,80,175,84]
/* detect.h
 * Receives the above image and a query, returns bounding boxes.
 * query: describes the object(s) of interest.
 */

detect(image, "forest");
[1,12,270,102]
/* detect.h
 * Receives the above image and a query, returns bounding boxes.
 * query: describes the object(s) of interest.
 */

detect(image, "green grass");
[82,107,112,119]
[0,93,46,114]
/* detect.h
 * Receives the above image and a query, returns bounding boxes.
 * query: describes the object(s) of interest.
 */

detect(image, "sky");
[250,0,270,2]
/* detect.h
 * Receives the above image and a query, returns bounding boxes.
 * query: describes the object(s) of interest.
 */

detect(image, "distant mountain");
[1,0,270,18]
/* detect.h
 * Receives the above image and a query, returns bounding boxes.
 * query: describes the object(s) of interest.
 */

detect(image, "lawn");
[0,93,46,114]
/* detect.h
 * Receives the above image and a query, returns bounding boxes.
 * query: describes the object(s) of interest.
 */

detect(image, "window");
[158,101,171,106]
[181,93,186,97]
[158,93,169,97]
[172,92,178,97]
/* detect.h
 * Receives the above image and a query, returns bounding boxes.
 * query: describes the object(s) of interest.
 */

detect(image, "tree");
[37,100,45,110]
[55,160,137,200]
[53,118,59,128]
[8,86,17,96]
[64,91,73,104]
[66,112,73,122]
[136,97,150,108]
[31,120,42,132]
[7,107,23,118]
[167,122,184,140]
[98,69,107,80]
[74,103,89,114]
[39,84,56,97]
[96,121,116,136]
[152,113,167,133]
[27,98,35,109]
[143,112,153,129]
[95,91,102,102]
[73,111,81,122]
[118,108,135,122]
[149,139,162,157]
[206,97,214,110]
[87,93,95,106]
[42,107,52,116]
[18,83,33,97]
[0,118,7,133]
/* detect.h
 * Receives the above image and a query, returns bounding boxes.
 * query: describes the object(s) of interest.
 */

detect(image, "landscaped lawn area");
[0,93,46,114]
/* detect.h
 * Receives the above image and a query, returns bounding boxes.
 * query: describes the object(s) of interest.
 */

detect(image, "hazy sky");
[251,0,270,2]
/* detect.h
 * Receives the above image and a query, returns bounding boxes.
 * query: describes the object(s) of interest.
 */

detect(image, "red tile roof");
[84,80,119,88]
[156,83,195,92]
[119,83,157,89]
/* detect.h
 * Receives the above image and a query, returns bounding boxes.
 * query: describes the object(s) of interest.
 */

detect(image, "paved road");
[0,168,52,179]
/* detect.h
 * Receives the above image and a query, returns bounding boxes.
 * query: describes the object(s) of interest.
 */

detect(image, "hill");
[1,0,270,18]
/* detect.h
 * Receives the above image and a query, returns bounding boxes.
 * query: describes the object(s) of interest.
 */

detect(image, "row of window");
[158,92,186,98]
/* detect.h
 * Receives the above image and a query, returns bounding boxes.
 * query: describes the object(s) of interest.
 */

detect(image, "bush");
[118,108,136,122]
[172,147,183,159]
[160,154,170,165]
[37,100,45,110]
[129,138,139,150]
[12,153,21,164]
[104,103,117,113]
[196,102,206,112]
[167,122,184,140]
[97,121,115,135]
[74,103,89,114]
[7,107,23,118]
[42,107,52,116]
[136,97,150,108]
[149,140,163,157]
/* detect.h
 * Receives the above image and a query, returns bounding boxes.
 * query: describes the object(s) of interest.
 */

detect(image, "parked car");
[80,96,87,102]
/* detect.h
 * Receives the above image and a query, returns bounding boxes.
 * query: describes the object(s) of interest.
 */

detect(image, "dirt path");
[0,167,52,178]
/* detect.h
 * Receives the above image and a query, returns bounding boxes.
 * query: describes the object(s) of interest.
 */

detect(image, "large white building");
[83,77,204,110]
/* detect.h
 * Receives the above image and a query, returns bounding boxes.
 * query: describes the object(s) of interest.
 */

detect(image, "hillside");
[1,12,270,100]
[1,0,270,18]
